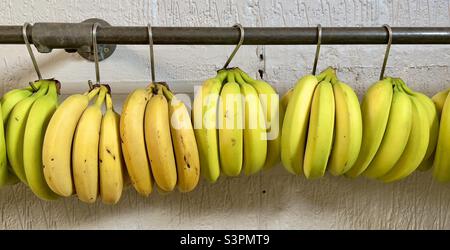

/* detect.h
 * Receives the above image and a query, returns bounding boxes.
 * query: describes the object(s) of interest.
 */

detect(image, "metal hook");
[312,24,322,75]
[222,24,245,69]
[22,22,42,80]
[380,24,392,80]
[148,23,156,83]
[92,23,101,84]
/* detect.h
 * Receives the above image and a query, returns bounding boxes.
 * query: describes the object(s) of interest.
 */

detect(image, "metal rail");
[1,25,449,49]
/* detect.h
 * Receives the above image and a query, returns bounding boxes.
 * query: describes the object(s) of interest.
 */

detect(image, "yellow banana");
[99,93,124,204]
[6,80,49,184]
[346,78,394,177]
[281,75,319,175]
[239,68,281,170]
[0,102,7,187]
[328,79,362,176]
[192,71,227,182]
[432,88,450,117]
[303,80,335,179]
[432,88,450,182]
[380,95,430,182]
[72,86,107,203]
[43,87,100,197]
[163,87,200,192]
[398,81,438,171]
[235,72,267,175]
[218,73,243,176]
[120,86,153,196]
[363,82,412,179]
[145,85,177,192]
[23,81,59,200]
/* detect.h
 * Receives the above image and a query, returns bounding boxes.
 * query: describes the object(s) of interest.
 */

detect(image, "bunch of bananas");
[0,80,61,200]
[346,78,437,182]
[431,88,450,182]
[43,85,126,204]
[193,68,281,183]
[121,83,200,195]
[281,67,362,178]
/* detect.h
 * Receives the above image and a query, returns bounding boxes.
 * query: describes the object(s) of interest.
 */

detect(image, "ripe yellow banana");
[163,86,200,192]
[192,70,227,182]
[99,93,124,204]
[303,80,335,179]
[432,88,449,117]
[120,86,153,196]
[218,73,243,176]
[398,81,439,171]
[0,102,7,187]
[238,68,281,170]
[144,85,177,192]
[72,86,107,203]
[43,87,100,197]
[23,81,59,200]
[380,95,430,182]
[328,79,362,176]
[363,82,412,179]
[281,75,318,175]
[6,80,49,184]
[346,78,394,177]
[235,72,267,175]
[432,88,450,182]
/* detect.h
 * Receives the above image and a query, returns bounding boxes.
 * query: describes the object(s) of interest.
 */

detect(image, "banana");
[363,82,412,179]
[239,68,282,170]
[432,89,450,117]
[398,81,439,171]
[192,71,227,182]
[72,86,107,203]
[6,80,49,184]
[163,86,200,192]
[218,72,243,176]
[23,81,59,200]
[235,71,267,175]
[144,85,177,192]
[0,102,7,187]
[328,78,362,176]
[1,81,43,122]
[432,88,450,182]
[303,80,335,179]
[380,95,430,182]
[281,75,318,175]
[43,87,100,197]
[346,78,394,177]
[99,93,124,204]
[120,86,153,196]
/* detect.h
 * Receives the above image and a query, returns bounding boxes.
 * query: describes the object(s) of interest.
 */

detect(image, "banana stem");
[47,81,58,99]
[94,86,107,107]
[161,85,174,101]
[86,87,101,100]
[227,69,236,83]
[35,80,49,96]
[105,93,113,110]
[234,69,247,86]
[237,68,256,84]
[216,70,228,83]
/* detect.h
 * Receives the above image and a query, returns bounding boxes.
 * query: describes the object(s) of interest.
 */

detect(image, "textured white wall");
[0,0,449,229]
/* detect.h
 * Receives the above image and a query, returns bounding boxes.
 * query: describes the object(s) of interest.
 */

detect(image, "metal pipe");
[0,25,449,49]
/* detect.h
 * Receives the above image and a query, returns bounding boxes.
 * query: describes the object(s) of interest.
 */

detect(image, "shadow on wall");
[0,166,449,229]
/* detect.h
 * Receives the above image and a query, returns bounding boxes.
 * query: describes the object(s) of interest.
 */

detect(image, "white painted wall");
[0,0,449,229]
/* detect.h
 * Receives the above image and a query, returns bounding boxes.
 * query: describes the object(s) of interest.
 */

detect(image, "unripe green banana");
[6,81,49,183]
[23,81,59,200]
